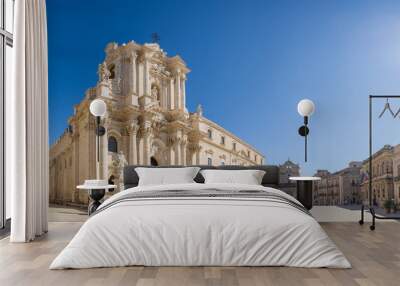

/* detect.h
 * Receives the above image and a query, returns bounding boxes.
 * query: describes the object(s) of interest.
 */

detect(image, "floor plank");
[0,221,399,286]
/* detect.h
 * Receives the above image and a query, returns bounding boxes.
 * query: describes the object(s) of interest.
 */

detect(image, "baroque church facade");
[49,41,265,205]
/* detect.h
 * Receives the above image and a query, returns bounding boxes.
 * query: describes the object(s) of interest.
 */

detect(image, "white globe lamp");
[297,99,315,117]
[90,99,107,117]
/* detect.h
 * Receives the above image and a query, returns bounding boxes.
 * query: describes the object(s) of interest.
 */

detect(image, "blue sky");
[47,0,400,174]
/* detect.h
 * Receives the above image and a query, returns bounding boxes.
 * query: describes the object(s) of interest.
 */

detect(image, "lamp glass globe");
[89,99,107,117]
[297,99,315,117]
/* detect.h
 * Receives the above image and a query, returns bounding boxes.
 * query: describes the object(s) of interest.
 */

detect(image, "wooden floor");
[0,221,399,286]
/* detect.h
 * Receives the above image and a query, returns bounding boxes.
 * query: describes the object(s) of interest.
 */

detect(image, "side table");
[77,184,116,215]
[289,176,321,210]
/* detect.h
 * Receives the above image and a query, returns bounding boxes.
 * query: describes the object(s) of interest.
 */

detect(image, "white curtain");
[8,0,49,242]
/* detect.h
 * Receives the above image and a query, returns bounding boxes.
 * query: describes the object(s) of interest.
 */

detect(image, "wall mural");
[48,1,400,217]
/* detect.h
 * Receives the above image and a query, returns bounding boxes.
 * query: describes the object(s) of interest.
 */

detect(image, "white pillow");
[200,169,266,185]
[135,167,201,186]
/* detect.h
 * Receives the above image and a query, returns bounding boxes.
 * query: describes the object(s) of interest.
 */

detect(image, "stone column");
[128,122,138,164]
[115,56,122,80]
[130,52,138,106]
[174,71,181,110]
[174,138,181,166]
[181,144,187,166]
[139,120,152,165]
[159,80,165,108]
[166,136,175,165]
[72,130,80,203]
[123,134,129,159]
[181,136,187,166]
[168,78,174,109]
[196,146,201,165]
[138,135,144,164]
[163,82,168,109]
[138,57,144,97]
[130,52,137,94]
[143,129,151,165]
[144,58,151,96]
[181,75,186,110]
[167,146,174,165]
[97,79,111,99]
[190,148,196,165]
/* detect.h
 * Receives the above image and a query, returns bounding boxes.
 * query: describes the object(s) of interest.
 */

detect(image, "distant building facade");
[392,145,400,204]
[313,161,362,205]
[278,159,300,197]
[360,145,394,207]
[279,159,300,184]
[49,41,264,206]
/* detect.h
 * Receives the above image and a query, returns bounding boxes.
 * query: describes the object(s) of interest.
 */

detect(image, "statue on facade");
[109,151,128,171]
[118,151,128,167]
[98,62,111,82]
[151,85,159,100]
[196,104,203,116]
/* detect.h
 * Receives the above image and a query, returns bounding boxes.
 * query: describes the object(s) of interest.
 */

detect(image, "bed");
[50,165,351,269]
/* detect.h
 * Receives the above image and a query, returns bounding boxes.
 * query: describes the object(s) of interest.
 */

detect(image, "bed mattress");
[50,183,351,269]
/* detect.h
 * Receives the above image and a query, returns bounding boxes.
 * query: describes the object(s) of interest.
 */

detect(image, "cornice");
[199,116,264,158]
[200,137,260,165]
[166,56,190,74]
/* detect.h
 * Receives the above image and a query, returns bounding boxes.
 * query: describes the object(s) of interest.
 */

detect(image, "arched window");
[108,136,118,153]
[109,64,115,79]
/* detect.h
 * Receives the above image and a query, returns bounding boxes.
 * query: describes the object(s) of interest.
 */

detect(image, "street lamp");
[297,99,315,162]
[89,99,107,179]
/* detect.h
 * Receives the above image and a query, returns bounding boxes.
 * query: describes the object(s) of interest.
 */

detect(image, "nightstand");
[289,176,321,210]
[77,181,116,215]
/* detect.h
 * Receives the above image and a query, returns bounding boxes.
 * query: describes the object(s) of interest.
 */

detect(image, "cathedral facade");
[49,41,265,206]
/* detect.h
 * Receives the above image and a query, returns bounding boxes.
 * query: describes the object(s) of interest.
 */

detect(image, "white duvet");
[50,183,351,269]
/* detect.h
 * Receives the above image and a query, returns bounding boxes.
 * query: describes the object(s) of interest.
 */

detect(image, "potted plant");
[390,199,396,213]
[394,203,399,214]
[383,199,394,213]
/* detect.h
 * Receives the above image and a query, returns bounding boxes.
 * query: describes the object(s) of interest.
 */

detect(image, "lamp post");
[89,99,107,179]
[297,99,315,162]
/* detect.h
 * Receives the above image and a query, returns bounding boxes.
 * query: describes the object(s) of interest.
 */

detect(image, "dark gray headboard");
[123,165,280,190]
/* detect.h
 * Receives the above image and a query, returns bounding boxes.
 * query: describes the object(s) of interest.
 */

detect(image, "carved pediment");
[150,63,171,77]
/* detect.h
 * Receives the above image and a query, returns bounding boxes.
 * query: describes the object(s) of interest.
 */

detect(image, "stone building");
[392,144,400,204]
[360,145,394,207]
[313,161,362,206]
[49,41,264,206]
[313,170,330,205]
[278,159,300,197]
[279,159,300,184]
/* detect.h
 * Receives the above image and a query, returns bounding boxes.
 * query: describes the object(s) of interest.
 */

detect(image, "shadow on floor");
[48,205,88,222]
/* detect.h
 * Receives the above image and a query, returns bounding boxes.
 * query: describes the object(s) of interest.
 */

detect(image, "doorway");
[150,157,158,166]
